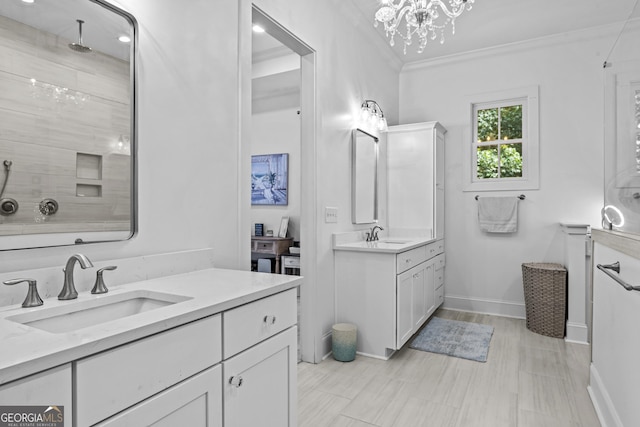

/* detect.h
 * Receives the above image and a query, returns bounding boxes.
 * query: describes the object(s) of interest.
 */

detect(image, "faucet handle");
[3,278,43,308]
[91,266,117,294]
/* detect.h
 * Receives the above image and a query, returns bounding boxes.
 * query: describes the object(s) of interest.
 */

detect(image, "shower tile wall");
[0,15,130,235]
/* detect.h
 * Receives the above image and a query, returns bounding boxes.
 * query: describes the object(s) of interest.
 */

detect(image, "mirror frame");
[351,128,379,224]
[0,0,138,250]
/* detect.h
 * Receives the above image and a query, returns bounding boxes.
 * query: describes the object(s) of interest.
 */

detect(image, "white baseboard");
[443,295,526,318]
[565,321,589,345]
[588,363,622,427]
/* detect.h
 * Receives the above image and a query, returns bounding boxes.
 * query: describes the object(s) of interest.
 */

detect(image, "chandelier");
[374,0,475,54]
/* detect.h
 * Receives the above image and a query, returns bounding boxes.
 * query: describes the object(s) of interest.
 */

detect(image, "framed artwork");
[251,153,289,205]
[278,216,289,238]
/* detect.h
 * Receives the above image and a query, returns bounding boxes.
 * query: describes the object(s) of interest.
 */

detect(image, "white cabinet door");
[0,364,72,426]
[223,327,297,427]
[424,261,436,318]
[413,263,427,329]
[97,365,222,427]
[396,268,414,349]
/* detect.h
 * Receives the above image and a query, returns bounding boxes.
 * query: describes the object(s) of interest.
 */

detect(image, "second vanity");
[0,268,302,426]
[334,236,445,359]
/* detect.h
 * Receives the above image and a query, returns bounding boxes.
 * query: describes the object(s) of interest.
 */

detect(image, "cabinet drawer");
[283,256,300,268]
[426,240,445,259]
[255,241,275,252]
[223,288,297,359]
[435,285,444,307]
[75,314,222,427]
[434,253,445,271]
[397,245,428,273]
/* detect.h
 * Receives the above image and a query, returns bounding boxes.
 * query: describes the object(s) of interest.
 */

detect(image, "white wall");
[399,28,614,317]
[251,108,301,241]
[1,0,242,272]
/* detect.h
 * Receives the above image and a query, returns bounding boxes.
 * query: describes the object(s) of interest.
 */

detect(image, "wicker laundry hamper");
[521,263,567,338]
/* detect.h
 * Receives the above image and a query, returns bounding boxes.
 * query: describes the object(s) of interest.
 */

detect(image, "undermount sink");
[378,239,411,244]
[7,290,192,334]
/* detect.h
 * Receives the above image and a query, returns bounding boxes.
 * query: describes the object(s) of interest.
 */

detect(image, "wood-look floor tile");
[330,415,380,426]
[391,397,460,427]
[519,345,568,379]
[518,371,577,421]
[455,392,518,427]
[340,375,411,425]
[298,389,351,427]
[518,409,582,427]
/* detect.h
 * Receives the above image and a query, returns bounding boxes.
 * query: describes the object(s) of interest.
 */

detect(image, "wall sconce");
[360,100,388,132]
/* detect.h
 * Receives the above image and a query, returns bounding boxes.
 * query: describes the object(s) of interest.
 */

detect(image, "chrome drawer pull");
[597,262,640,292]
[229,376,243,388]
[263,315,277,325]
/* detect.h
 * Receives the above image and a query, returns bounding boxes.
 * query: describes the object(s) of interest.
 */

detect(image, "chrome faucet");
[58,254,93,300]
[367,225,384,242]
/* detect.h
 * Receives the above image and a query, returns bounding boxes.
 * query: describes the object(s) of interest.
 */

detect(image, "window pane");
[499,143,522,177]
[500,105,522,140]
[477,145,499,178]
[477,108,498,142]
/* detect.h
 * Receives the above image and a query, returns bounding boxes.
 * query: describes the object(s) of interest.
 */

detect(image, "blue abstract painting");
[251,153,288,205]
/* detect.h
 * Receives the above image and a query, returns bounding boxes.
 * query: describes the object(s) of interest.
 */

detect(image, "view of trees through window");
[476,104,523,179]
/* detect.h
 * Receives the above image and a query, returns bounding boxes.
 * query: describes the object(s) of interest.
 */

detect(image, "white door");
[397,268,414,348]
[413,263,427,329]
[424,261,436,318]
[223,327,297,427]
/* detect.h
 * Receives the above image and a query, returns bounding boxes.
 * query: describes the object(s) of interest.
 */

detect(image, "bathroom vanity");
[589,230,640,427]
[0,269,302,426]
[334,238,445,359]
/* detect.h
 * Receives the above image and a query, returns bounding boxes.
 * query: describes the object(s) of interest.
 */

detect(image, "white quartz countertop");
[0,268,302,385]
[333,237,436,253]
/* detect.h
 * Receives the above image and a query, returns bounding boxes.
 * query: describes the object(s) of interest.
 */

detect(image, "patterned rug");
[409,317,494,362]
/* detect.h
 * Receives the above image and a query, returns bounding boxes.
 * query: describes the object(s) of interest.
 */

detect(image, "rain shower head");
[69,19,92,53]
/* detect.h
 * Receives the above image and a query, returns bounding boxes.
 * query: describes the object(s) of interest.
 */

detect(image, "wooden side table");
[251,236,293,273]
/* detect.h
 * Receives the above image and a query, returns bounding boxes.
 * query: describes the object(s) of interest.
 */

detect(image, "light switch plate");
[325,207,338,223]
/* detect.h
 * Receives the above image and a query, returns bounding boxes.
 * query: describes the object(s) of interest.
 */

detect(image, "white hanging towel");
[477,196,519,233]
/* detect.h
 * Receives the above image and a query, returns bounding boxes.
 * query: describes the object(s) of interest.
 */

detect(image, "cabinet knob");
[405,259,412,264]
[263,315,277,325]
[229,376,244,388]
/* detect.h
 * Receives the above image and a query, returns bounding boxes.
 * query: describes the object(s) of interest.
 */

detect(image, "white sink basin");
[7,290,192,334]
[378,239,411,244]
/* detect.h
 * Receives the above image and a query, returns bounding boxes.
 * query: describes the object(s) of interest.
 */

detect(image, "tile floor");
[298,309,600,427]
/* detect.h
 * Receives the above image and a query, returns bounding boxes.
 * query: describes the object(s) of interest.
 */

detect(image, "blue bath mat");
[409,317,494,362]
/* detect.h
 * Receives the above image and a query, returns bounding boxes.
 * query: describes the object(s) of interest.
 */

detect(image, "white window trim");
[463,85,539,192]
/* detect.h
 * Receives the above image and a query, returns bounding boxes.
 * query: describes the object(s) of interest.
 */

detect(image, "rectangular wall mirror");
[352,128,378,224]
[0,0,136,250]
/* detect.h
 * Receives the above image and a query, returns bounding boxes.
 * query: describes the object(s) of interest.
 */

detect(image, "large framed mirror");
[352,128,378,224]
[0,0,136,250]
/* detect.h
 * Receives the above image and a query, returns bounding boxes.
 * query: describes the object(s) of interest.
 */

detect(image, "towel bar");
[475,194,525,200]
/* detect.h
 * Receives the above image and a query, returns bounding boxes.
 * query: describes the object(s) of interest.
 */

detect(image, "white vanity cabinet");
[335,240,445,359]
[51,288,296,427]
[0,364,72,425]
[222,289,298,427]
[76,314,223,426]
[589,231,640,427]
[387,121,446,239]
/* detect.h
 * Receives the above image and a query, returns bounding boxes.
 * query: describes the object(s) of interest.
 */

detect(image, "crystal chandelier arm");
[429,0,472,19]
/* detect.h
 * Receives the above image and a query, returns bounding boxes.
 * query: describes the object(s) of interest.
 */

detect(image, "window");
[464,86,539,192]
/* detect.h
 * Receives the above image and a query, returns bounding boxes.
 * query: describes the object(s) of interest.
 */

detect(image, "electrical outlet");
[325,207,338,223]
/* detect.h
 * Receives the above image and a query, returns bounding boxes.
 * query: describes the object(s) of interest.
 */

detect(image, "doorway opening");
[249,5,317,363]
